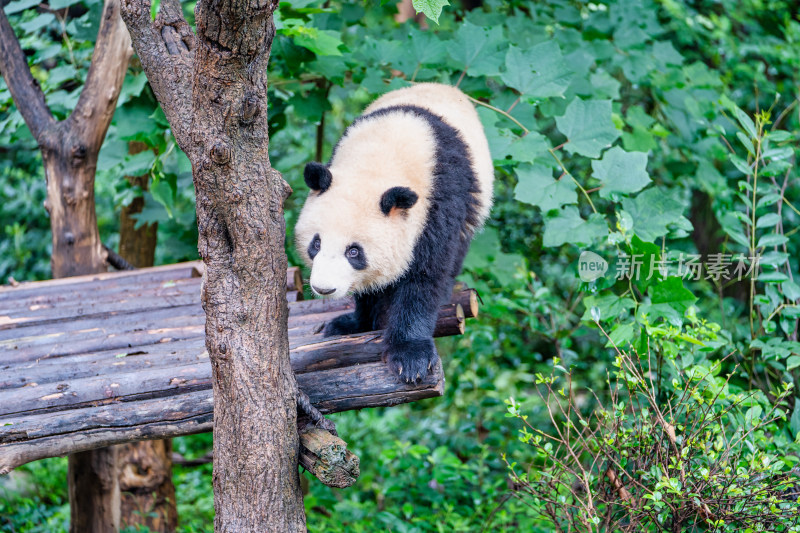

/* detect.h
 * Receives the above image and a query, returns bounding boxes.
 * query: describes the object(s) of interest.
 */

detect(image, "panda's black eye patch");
[308,234,321,260]
[346,243,367,270]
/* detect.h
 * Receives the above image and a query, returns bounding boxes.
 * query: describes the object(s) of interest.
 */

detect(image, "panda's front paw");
[323,312,362,337]
[385,338,439,384]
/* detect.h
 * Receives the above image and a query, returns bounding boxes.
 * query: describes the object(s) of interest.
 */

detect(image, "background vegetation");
[1,0,799,531]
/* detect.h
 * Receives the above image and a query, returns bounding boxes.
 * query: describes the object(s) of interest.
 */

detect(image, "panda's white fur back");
[295,83,493,296]
[364,83,494,228]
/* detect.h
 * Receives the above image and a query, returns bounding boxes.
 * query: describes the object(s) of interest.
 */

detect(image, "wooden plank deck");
[0,262,477,473]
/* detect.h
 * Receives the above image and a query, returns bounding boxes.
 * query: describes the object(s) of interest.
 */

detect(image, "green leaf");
[3,0,38,14]
[290,27,343,56]
[412,0,449,24]
[555,99,621,158]
[606,321,635,348]
[621,188,685,242]
[501,42,572,99]
[791,404,800,439]
[19,13,55,32]
[446,22,505,77]
[591,146,651,198]
[581,293,635,321]
[755,213,780,229]
[787,356,800,371]
[783,281,800,301]
[514,164,576,212]
[119,151,156,177]
[757,233,788,248]
[543,207,607,247]
[49,0,82,9]
[640,277,698,325]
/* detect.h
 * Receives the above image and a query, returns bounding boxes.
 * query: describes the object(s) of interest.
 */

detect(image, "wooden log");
[434,304,465,337]
[453,288,479,319]
[0,261,202,301]
[0,289,478,365]
[286,290,303,303]
[299,428,359,488]
[0,359,444,473]
[286,266,302,292]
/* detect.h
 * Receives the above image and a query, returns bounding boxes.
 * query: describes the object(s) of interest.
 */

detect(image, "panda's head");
[295,161,428,298]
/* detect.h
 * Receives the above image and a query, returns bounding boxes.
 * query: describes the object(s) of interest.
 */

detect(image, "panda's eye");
[347,247,359,258]
[313,238,321,250]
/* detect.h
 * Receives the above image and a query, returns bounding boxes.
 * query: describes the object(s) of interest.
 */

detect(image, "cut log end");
[299,427,360,488]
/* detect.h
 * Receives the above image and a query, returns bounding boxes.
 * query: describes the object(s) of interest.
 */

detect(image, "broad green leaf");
[291,28,343,56]
[787,355,800,371]
[591,146,651,198]
[606,321,635,348]
[543,207,607,247]
[783,281,800,301]
[412,0,449,24]
[408,27,446,67]
[555,99,621,158]
[446,22,505,77]
[581,293,635,321]
[514,164,576,212]
[621,188,685,242]
[501,42,572,99]
[4,0,38,14]
[49,0,82,9]
[791,404,800,439]
[119,151,156,177]
[640,277,698,325]
[19,13,55,32]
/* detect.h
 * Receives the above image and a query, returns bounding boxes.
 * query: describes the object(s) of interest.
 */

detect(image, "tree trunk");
[118,142,158,268]
[0,0,133,530]
[192,8,306,532]
[120,0,306,528]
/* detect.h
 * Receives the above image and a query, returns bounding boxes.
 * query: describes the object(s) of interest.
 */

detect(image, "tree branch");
[70,0,132,150]
[0,8,54,142]
[120,0,195,152]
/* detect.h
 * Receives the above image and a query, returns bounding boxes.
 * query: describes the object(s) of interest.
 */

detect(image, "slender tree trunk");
[0,1,134,531]
[118,142,158,268]
[121,0,306,527]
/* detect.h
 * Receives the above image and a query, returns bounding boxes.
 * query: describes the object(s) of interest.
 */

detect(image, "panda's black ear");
[304,162,332,193]
[380,186,418,216]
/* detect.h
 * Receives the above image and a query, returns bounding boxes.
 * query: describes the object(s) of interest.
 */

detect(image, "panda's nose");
[312,285,335,296]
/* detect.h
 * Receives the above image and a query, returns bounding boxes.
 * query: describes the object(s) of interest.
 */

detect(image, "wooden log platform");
[0,262,479,474]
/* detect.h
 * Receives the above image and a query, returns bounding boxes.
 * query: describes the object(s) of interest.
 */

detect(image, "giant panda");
[295,83,493,383]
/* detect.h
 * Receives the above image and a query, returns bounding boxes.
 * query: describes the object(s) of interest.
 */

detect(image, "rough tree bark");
[120,0,307,529]
[0,3,163,532]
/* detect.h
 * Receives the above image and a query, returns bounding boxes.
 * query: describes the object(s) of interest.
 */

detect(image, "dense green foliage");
[1,0,799,531]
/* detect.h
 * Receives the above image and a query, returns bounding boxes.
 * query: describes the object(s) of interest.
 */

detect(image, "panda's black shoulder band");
[304,162,332,193]
[380,186,418,215]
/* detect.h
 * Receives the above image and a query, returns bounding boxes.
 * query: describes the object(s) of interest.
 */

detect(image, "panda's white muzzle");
[308,253,357,299]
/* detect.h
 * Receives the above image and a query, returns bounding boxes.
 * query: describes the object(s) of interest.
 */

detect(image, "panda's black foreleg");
[383,277,442,384]
[323,292,382,337]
